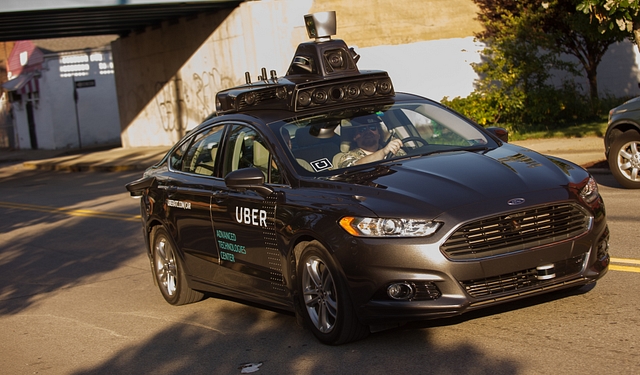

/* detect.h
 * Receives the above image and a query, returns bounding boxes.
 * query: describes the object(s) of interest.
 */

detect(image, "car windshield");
[273,101,497,175]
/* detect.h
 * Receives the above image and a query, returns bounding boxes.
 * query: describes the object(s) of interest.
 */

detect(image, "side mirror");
[224,168,274,197]
[486,127,508,143]
[125,176,155,197]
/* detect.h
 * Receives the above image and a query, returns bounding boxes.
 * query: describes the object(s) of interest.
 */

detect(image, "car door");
[163,124,225,284]
[209,123,289,303]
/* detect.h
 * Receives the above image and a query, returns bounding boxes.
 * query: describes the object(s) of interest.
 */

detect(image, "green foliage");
[451,0,628,130]
[441,93,503,125]
[577,0,640,36]
[443,94,628,141]
[506,118,609,140]
[442,81,596,126]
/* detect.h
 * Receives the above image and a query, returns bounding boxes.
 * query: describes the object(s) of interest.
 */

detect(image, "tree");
[577,0,640,47]
[475,0,625,104]
[540,0,627,103]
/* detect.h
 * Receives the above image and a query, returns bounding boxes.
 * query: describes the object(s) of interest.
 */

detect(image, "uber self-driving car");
[126,12,610,345]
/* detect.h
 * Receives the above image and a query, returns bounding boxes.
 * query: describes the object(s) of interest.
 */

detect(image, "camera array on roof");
[215,11,395,114]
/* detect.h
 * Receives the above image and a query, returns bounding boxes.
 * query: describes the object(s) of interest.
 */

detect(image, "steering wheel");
[399,137,428,149]
[384,136,429,159]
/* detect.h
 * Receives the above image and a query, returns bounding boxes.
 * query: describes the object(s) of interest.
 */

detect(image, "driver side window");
[222,125,283,184]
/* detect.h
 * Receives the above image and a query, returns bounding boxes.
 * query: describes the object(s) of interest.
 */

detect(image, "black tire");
[297,241,369,345]
[150,226,204,305]
[608,131,640,189]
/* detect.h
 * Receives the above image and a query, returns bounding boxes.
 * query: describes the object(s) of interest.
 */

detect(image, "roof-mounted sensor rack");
[215,11,394,114]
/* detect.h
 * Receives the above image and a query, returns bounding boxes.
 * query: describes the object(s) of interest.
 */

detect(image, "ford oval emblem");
[507,198,525,206]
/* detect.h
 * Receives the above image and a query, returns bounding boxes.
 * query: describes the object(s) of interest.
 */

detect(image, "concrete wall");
[115,0,485,147]
[114,0,640,148]
[114,1,315,147]
[307,0,482,46]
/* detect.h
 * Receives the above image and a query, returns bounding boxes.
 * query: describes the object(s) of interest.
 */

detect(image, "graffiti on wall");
[155,78,182,133]
[190,67,237,121]
[151,67,238,140]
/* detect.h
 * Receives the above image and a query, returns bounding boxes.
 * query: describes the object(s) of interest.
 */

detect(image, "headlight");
[339,216,442,237]
[580,176,599,204]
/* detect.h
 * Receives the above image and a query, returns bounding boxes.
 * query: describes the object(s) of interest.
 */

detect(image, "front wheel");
[297,241,369,345]
[150,226,204,305]
[608,131,640,189]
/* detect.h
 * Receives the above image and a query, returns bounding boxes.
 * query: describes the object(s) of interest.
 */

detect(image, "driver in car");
[334,115,404,168]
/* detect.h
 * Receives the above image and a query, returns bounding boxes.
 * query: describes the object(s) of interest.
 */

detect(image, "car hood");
[326,144,588,218]
[612,95,640,114]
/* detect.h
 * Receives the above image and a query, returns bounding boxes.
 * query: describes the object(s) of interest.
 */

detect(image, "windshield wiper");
[423,145,490,156]
[329,165,395,182]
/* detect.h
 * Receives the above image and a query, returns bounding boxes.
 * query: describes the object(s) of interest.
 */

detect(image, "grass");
[504,116,609,141]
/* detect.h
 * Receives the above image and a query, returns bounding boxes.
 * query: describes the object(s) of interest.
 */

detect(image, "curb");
[23,162,145,172]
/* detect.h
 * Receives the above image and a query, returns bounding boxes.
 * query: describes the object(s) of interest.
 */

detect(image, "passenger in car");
[334,115,404,168]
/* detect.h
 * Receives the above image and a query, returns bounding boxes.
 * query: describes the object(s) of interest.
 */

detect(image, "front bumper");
[338,215,609,325]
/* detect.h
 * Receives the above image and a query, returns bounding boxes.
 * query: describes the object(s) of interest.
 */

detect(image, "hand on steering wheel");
[383,139,403,159]
[383,136,428,159]
[399,136,429,149]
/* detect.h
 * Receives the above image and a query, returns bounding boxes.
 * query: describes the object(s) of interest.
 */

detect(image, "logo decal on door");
[235,206,267,227]
[167,199,191,209]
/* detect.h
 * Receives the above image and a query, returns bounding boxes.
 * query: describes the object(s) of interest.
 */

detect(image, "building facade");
[2,38,121,150]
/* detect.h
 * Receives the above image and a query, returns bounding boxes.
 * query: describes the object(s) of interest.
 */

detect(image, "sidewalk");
[0,136,609,173]
[511,136,608,172]
[0,145,170,172]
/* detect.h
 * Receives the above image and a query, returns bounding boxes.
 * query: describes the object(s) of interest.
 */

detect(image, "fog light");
[593,232,611,273]
[387,282,416,300]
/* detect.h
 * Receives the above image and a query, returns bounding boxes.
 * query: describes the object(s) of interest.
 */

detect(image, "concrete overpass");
[0,0,243,41]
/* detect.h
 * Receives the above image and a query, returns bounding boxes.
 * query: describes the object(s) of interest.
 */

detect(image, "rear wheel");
[150,226,203,305]
[609,131,640,189]
[298,241,369,345]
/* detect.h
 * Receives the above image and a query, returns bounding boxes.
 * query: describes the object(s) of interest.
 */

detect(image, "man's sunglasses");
[356,125,378,133]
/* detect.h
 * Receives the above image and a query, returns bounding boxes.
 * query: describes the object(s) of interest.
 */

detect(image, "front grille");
[462,254,586,298]
[441,203,590,260]
[414,282,442,300]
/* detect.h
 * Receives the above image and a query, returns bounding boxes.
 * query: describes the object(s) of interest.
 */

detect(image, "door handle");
[212,190,228,203]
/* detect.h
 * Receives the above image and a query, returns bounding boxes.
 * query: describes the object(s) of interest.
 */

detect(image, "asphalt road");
[0,164,638,375]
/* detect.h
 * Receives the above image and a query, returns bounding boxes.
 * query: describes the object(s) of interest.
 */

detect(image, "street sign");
[75,80,95,89]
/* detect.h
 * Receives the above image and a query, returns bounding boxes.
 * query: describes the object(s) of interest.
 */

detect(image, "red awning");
[2,73,39,94]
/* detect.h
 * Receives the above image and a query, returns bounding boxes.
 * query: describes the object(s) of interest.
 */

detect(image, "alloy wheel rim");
[302,255,338,333]
[155,238,177,296]
[617,140,640,182]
